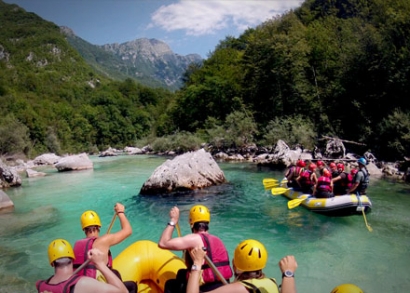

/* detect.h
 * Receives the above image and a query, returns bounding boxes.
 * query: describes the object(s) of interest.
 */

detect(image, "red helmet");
[297,160,306,167]
[323,169,331,177]
[329,162,336,169]
[317,160,324,167]
[309,163,317,171]
[337,163,345,171]
[351,169,358,175]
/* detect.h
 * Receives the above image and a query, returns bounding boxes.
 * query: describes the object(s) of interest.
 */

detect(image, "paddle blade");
[264,183,279,190]
[263,178,278,187]
[287,198,306,209]
[271,187,289,195]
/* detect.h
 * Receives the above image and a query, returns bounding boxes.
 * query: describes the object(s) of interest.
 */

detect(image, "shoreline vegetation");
[1,136,409,183]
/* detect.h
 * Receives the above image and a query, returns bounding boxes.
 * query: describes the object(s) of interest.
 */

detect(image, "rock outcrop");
[0,159,22,188]
[140,149,226,195]
[54,153,93,172]
[33,153,61,165]
[26,169,47,178]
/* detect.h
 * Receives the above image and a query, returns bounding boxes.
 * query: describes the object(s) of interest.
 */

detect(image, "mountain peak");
[103,38,174,58]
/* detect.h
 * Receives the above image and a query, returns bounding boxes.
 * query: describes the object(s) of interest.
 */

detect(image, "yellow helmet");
[233,239,267,271]
[331,284,363,293]
[80,210,101,229]
[189,205,210,226]
[48,238,75,265]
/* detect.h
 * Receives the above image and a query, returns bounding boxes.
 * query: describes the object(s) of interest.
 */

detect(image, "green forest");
[0,0,409,161]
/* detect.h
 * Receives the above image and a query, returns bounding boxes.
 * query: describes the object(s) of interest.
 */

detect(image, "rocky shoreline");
[1,139,409,212]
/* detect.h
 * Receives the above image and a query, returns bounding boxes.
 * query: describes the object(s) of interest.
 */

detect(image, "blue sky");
[4,0,303,59]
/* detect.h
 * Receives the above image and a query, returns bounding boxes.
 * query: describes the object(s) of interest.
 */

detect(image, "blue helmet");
[357,158,367,165]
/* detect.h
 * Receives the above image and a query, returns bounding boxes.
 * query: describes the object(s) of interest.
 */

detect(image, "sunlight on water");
[1,155,409,293]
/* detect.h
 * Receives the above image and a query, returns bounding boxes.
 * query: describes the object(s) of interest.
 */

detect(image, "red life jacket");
[317,176,332,192]
[73,237,113,278]
[299,170,313,187]
[188,233,233,283]
[287,166,301,180]
[347,173,354,188]
[36,274,81,293]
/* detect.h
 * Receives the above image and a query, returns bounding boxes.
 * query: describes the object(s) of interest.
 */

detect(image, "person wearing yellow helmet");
[73,204,133,290]
[330,283,364,293]
[36,238,127,293]
[159,205,232,293]
[186,239,298,293]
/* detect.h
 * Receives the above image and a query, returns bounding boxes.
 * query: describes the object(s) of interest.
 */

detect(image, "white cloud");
[150,0,303,36]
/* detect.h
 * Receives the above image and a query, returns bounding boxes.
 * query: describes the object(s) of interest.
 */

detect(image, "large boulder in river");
[33,153,61,165]
[140,149,226,195]
[54,153,93,172]
[0,159,21,188]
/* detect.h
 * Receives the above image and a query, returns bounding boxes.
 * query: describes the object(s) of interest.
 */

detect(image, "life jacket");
[240,277,279,293]
[317,176,332,192]
[199,233,233,283]
[185,233,233,283]
[346,173,354,189]
[36,274,82,293]
[356,168,370,193]
[287,166,301,180]
[299,170,313,187]
[73,237,113,278]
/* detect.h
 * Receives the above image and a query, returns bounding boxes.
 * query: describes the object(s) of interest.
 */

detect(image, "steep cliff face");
[101,38,202,88]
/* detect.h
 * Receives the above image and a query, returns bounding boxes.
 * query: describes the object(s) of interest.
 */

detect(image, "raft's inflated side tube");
[113,240,186,292]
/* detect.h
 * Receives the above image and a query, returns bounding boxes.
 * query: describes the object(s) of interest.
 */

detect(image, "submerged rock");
[0,205,58,237]
[0,190,14,213]
[140,149,226,195]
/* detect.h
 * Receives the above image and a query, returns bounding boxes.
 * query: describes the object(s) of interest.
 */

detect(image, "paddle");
[362,208,373,232]
[270,187,290,195]
[264,183,279,190]
[263,178,288,189]
[357,193,372,232]
[176,223,228,285]
[263,178,278,185]
[72,213,118,275]
[287,197,309,209]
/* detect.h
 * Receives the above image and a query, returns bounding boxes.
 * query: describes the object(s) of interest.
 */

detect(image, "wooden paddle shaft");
[203,251,229,285]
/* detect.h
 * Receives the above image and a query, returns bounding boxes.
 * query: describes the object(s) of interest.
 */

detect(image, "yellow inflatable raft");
[113,240,186,293]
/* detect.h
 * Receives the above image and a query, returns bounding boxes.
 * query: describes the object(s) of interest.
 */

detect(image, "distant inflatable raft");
[284,188,372,216]
[113,240,186,293]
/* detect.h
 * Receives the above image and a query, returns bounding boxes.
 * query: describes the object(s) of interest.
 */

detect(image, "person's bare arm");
[332,175,341,183]
[312,182,317,195]
[94,203,132,255]
[312,173,318,185]
[75,248,127,293]
[159,232,202,250]
[279,255,298,293]
[347,182,359,194]
[296,176,302,188]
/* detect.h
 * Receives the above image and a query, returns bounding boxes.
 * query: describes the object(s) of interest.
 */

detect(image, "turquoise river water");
[0,154,409,292]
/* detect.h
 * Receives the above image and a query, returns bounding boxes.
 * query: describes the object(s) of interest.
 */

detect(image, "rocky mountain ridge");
[62,26,202,90]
